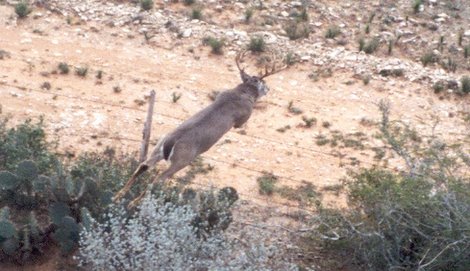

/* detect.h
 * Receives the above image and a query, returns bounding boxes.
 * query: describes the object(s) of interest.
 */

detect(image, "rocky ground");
[0,0,469,269]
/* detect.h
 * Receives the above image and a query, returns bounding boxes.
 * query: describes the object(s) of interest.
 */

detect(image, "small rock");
[281,11,289,17]
[182,28,192,38]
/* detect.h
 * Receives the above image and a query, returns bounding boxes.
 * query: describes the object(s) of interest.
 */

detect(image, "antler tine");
[236,50,248,72]
[259,51,288,79]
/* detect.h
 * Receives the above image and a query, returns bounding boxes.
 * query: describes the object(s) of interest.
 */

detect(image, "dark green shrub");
[413,0,422,14]
[257,172,278,196]
[75,67,88,77]
[15,1,31,18]
[140,0,153,11]
[248,36,266,53]
[190,7,203,20]
[325,25,340,39]
[58,62,69,74]
[461,76,470,94]
[433,81,445,93]
[0,116,57,174]
[184,0,195,5]
[464,46,469,58]
[202,36,225,55]
[421,51,439,67]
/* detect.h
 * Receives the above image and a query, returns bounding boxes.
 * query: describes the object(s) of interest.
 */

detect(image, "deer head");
[236,50,287,98]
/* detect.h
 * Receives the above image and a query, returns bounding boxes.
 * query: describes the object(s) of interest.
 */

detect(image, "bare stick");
[139,90,156,163]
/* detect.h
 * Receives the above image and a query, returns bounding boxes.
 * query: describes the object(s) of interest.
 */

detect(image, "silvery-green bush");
[78,195,297,270]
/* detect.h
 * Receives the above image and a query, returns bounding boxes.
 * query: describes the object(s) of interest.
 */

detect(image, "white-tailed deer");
[114,51,286,207]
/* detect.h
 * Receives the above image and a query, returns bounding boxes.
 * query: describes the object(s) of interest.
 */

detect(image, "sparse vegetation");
[190,7,203,20]
[75,66,88,77]
[15,1,31,18]
[441,57,457,72]
[433,80,445,93]
[413,0,422,14]
[388,40,393,55]
[140,0,153,11]
[58,62,69,74]
[172,92,182,103]
[284,21,310,40]
[248,36,266,52]
[302,116,316,128]
[363,38,380,54]
[256,172,278,196]
[421,51,439,67]
[183,0,195,5]
[96,70,103,80]
[202,36,225,55]
[362,74,371,85]
[244,8,254,23]
[284,51,298,66]
[461,76,470,94]
[287,101,303,115]
[464,45,469,59]
[358,38,365,52]
[325,25,341,39]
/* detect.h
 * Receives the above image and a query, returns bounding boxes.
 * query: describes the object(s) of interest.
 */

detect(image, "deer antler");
[235,50,249,72]
[259,51,288,79]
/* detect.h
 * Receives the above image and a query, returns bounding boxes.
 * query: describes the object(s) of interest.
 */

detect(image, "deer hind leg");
[113,138,166,202]
[127,142,197,208]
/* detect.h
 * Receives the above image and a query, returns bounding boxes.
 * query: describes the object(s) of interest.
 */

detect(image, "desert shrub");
[284,21,310,40]
[78,195,296,270]
[433,81,445,93]
[0,116,57,174]
[248,36,266,53]
[244,7,254,23]
[413,0,422,13]
[140,0,153,11]
[202,36,225,55]
[75,67,88,77]
[190,7,203,20]
[363,38,380,54]
[58,62,69,74]
[461,76,470,94]
[325,25,340,39]
[257,172,278,195]
[421,51,439,67]
[15,1,31,18]
[464,46,469,58]
[183,0,195,5]
[310,101,470,271]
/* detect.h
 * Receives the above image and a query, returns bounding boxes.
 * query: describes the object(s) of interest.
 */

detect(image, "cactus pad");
[0,171,20,190]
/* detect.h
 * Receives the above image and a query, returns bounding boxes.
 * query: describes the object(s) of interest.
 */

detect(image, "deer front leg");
[113,164,149,202]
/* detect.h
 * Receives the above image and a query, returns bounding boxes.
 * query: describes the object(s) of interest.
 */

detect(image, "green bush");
[203,36,225,55]
[310,101,470,271]
[58,62,69,74]
[461,76,470,94]
[325,25,340,39]
[0,116,57,174]
[363,38,380,54]
[284,21,310,40]
[15,1,31,18]
[140,0,153,11]
[248,36,266,53]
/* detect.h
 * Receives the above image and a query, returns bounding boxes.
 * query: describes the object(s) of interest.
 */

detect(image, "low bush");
[79,194,296,270]
[309,101,470,271]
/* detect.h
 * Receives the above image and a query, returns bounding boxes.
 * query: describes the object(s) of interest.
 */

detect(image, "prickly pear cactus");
[52,216,80,254]
[0,210,19,256]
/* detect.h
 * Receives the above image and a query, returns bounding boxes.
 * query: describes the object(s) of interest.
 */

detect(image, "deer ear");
[240,70,250,83]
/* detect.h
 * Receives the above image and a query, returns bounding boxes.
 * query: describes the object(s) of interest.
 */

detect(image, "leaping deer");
[113,51,287,207]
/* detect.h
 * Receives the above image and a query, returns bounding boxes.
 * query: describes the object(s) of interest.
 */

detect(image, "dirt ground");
[0,2,469,269]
